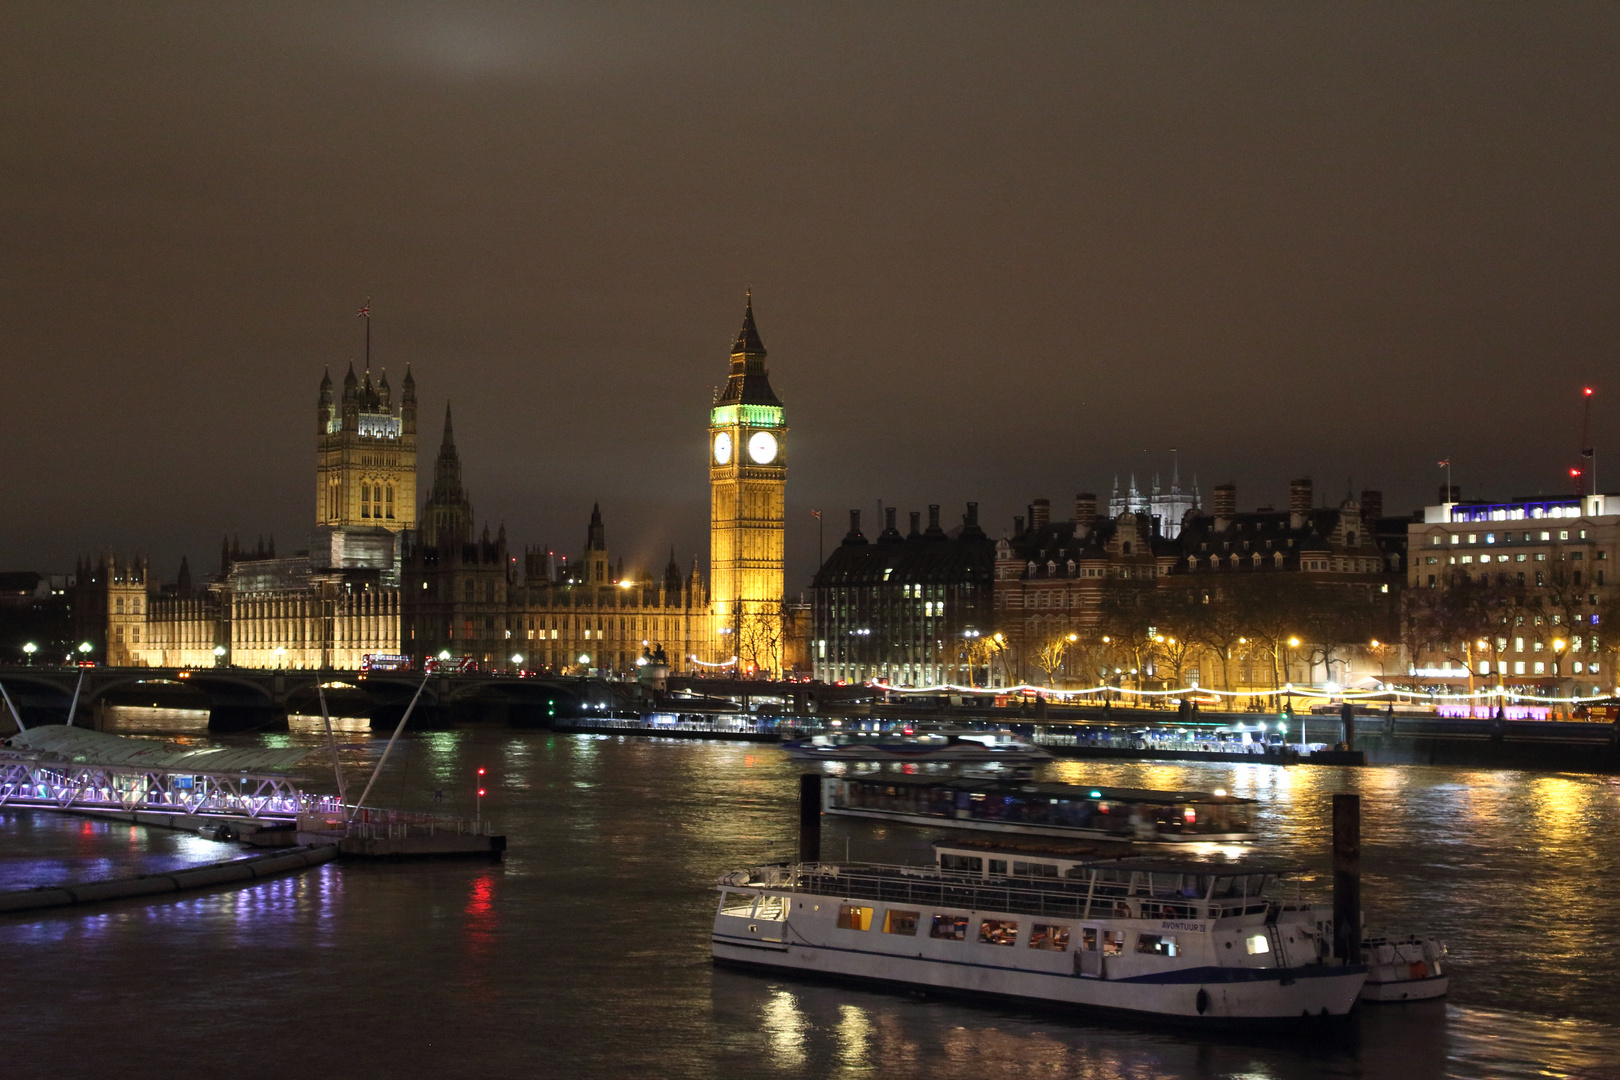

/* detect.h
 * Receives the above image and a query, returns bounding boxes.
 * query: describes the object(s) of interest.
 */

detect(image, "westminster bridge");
[0,665,622,733]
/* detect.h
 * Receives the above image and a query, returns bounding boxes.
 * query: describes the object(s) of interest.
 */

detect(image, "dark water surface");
[4,723,1620,1080]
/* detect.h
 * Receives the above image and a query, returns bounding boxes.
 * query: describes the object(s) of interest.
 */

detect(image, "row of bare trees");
[1405,557,1615,683]
[1013,577,1400,695]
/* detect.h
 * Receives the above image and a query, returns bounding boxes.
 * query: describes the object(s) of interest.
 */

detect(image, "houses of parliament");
[88,299,791,677]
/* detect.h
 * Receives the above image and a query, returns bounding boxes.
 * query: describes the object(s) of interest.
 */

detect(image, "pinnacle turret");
[715,290,781,408]
[731,290,767,356]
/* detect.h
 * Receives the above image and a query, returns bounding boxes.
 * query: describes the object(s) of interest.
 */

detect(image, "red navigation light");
[1585,387,1595,396]
[477,767,486,776]
[1571,468,1583,477]
[477,788,486,798]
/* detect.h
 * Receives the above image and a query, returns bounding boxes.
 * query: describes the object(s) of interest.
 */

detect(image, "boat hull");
[712,936,1364,1024]
[782,745,1052,763]
[1360,972,1449,1002]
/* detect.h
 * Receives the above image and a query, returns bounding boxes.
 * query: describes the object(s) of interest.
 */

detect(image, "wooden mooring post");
[798,772,822,864]
[1332,792,1361,962]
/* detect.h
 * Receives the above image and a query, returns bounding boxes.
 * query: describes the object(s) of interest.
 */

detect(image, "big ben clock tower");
[709,292,786,676]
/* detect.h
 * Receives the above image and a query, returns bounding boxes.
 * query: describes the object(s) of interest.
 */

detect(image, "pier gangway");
[0,752,341,821]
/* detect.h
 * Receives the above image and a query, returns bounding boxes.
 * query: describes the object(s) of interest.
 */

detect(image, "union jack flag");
[357,304,371,318]
[1437,459,1450,468]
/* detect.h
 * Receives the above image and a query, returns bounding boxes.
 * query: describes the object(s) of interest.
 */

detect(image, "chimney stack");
[1289,477,1313,529]
[1213,483,1237,518]
[908,511,921,538]
[1074,492,1097,528]
[1359,489,1383,523]
[1030,498,1050,530]
[927,504,943,536]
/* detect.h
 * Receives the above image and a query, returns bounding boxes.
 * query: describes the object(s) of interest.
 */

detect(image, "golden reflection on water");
[835,1003,873,1071]
[763,987,809,1069]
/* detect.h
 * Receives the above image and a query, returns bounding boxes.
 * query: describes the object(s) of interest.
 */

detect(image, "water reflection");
[5,728,1620,1078]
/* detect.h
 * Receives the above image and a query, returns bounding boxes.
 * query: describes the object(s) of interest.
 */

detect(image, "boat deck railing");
[744,863,1256,922]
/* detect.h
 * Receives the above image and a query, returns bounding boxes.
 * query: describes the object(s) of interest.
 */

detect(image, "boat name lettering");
[1161,921,1206,933]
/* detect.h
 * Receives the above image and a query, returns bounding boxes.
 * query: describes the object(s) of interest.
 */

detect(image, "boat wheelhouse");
[822,775,1257,844]
[711,851,1365,1023]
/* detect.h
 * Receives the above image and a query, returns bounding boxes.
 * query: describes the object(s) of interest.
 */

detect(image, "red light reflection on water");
[744,755,755,767]
[901,763,918,775]
[459,872,500,999]
[465,873,497,947]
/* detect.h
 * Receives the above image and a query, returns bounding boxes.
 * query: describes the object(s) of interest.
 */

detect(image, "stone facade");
[810,504,994,686]
[1406,492,1618,694]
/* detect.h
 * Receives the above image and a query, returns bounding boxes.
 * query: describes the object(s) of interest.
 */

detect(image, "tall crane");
[1575,386,1595,497]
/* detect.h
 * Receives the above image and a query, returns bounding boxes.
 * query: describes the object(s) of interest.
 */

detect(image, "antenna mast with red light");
[1576,387,1595,497]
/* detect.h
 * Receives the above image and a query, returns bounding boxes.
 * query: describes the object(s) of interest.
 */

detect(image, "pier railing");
[297,807,497,839]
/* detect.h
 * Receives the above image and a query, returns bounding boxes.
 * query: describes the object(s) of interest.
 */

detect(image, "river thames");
[4,718,1619,1080]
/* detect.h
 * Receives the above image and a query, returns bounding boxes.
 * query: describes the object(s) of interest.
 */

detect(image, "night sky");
[3,3,1616,591]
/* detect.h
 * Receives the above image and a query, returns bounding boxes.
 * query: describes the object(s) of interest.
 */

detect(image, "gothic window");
[386,485,395,518]
[116,598,124,613]
[465,580,475,602]
[132,628,140,643]
[361,485,371,518]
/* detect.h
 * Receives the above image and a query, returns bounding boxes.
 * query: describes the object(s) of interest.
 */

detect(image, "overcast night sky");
[2,3,1616,590]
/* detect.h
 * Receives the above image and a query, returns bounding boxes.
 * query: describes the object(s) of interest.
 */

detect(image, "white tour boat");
[782,728,1053,763]
[1359,931,1449,1001]
[822,775,1258,844]
[928,839,1448,1004]
[711,845,1367,1024]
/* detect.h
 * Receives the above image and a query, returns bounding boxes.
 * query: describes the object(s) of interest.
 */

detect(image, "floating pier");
[0,844,338,915]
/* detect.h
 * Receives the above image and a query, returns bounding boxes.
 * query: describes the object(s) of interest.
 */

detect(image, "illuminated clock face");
[748,430,779,464]
[713,431,732,465]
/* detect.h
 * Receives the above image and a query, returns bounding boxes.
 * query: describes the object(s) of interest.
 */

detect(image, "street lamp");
[78,642,92,665]
[213,644,226,668]
[23,643,36,665]
[274,646,287,669]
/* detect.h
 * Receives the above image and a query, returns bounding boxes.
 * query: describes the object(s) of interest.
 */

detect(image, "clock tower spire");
[709,290,787,676]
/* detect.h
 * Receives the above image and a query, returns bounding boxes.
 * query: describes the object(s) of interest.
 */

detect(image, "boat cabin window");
[988,859,1008,876]
[719,891,757,917]
[979,919,1018,946]
[1029,924,1070,952]
[1246,933,1270,955]
[753,895,787,921]
[837,905,873,931]
[1211,876,1240,898]
[940,854,983,875]
[1080,927,1098,952]
[883,909,919,936]
[1136,933,1179,957]
[1102,930,1126,956]
[931,914,969,941]
[1013,860,1058,878]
